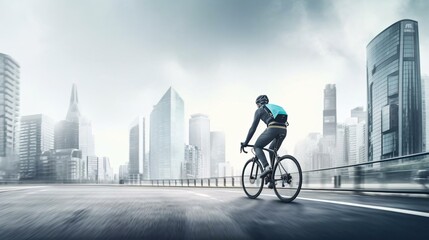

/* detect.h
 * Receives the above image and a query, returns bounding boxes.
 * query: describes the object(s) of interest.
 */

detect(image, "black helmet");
[255,95,269,105]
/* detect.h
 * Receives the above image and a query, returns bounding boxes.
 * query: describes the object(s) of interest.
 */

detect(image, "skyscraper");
[323,84,337,139]
[210,131,225,177]
[129,116,145,182]
[0,53,20,180]
[149,87,184,179]
[189,114,210,178]
[367,19,423,161]
[422,76,429,152]
[19,114,54,180]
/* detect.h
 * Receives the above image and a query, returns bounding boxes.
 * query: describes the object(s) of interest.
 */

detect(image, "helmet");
[255,95,269,105]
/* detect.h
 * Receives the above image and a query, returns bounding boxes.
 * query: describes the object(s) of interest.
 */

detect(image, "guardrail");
[126,152,429,194]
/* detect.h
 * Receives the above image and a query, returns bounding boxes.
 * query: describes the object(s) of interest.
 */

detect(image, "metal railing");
[126,152,429,194]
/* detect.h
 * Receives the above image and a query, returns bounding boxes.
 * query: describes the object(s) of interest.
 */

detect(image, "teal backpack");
[263,104,288,123]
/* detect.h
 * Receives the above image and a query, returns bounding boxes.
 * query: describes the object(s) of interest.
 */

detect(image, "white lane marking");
[188,191,225,202]
[224,191,429,218]
[297,196,429,218]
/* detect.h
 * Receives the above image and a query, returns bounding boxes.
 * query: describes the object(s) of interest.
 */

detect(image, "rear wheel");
[273,155,302,202]
[241,158,264,199]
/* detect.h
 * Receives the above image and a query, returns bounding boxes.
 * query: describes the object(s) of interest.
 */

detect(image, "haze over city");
[1,0,429,173]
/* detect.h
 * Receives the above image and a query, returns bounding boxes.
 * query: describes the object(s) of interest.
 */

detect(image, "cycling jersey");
[244,104,287,145]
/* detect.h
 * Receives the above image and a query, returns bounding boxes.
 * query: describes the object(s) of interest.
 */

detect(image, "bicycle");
[240,144,302,202]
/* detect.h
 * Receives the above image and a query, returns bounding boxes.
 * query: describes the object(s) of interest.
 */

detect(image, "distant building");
[119,164,129,181]
[183,145,201,179]
[149,87,184,179]
[294,133,322,170]
[323,84,337,139]
[189,114,210,178]
[129,116,145,182]
[0,53,20,180]
[86,156,99,182]
[19,114,54,180]
[39,149,82,182]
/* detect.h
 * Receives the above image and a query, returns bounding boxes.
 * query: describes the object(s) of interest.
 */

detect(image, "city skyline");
[2,1,429,173]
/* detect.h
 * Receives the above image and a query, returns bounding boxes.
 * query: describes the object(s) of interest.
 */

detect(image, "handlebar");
[241,144,276,155]
[241,144,255,154]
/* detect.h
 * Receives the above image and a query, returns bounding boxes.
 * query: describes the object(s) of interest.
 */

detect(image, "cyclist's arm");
[244,109,262,145]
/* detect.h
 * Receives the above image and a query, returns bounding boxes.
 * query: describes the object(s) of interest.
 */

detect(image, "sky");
[1,0,429,174]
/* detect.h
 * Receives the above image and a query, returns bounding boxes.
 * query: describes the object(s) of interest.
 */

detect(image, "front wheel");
[241,158,264,199]
[273,155,302,202]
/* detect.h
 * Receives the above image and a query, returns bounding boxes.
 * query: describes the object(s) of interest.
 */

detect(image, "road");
[0,185,428,239]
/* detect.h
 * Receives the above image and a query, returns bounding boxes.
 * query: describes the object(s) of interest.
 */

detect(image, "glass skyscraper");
[0,53,20,180]
[367,19,423,161]
[149,87,184,179]
[129,116,145,182]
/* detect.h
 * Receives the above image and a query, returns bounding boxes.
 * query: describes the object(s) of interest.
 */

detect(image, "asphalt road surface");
[0,185,428,240]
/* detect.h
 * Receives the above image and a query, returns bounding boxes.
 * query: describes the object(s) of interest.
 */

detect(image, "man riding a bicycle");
[241,95,288,182]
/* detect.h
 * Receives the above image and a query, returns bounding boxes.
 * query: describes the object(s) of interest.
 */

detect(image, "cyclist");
[241,95,288,184]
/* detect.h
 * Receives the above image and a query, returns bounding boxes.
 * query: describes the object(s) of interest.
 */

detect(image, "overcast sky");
[1,0,429,174]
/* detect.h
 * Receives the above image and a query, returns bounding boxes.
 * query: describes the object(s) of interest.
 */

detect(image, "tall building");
[55,84,82,150]
[189,114,210,178]
[323,84,337,139]
[149,87,184,179]
[316,84,337,169]
[129,116,145,182]
[367,19,423,161]
[0,53,20,180]
[210,131,225,177]
[183,144,201,178]
[19,115,54,180]
[422,76,429,152]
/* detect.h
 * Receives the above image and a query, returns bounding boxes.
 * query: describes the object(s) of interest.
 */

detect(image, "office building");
[149,87,184,179]
[367,19,423,160]
[0,53,20,180]
[19,114,54,179]
[129,116,145,182]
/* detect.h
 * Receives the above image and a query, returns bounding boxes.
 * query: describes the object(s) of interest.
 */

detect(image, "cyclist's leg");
[268,128,287,164]
[254,128,277,168]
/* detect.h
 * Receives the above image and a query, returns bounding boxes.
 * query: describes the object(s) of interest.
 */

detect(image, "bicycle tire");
[241,158,264,199]
[272,155,302,202]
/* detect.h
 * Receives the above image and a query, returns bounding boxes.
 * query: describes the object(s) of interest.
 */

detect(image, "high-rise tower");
[0,53,20,180]
[367,19,423,161]
[129,116,145,182]
[149,87,184,179]
[323,84,337,139]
